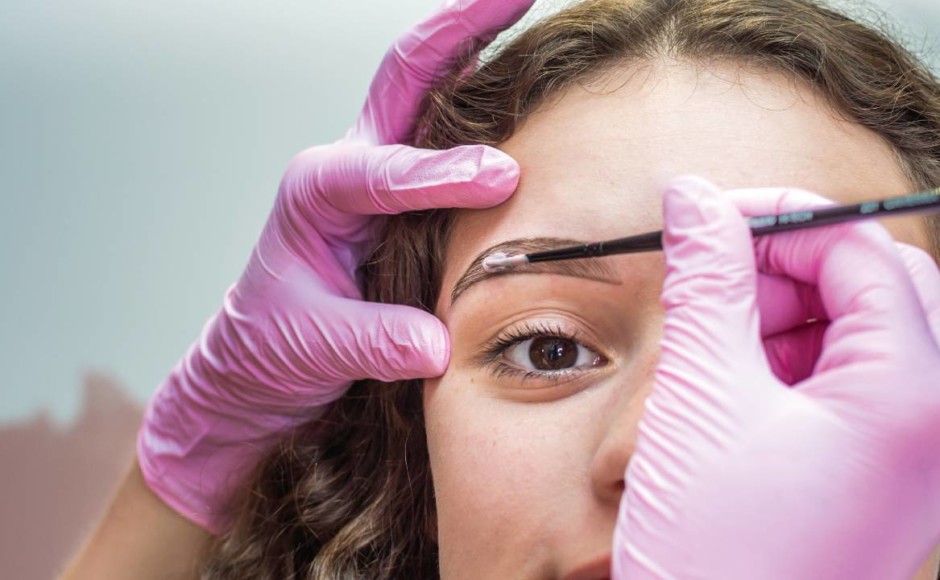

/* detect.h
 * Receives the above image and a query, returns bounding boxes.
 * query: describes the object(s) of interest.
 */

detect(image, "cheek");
[423,373,599,561]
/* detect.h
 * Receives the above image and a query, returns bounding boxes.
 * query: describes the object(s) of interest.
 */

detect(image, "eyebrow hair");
[449,237,621,306]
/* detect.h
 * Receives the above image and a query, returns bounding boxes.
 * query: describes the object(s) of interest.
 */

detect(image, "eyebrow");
[449,237,621,306]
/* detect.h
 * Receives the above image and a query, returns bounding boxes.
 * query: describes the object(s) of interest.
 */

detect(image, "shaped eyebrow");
[449,237,621,306]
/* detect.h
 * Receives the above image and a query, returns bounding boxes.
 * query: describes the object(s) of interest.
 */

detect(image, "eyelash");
[479,321,605,384]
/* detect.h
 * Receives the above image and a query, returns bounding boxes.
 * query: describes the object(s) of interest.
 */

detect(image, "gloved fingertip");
[662,175,721,230]
[659,174,760,322]
[419,318,451,377]
[422,145,518,210]
[362,312,452,381]
[472,145,520,195]
[388,313,451,379]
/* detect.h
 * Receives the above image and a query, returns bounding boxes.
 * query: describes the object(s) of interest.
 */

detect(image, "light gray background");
[2,0,939,424]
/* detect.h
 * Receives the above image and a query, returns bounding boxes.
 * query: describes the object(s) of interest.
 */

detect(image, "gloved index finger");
[302,142,518,219]
[350,0,536,145]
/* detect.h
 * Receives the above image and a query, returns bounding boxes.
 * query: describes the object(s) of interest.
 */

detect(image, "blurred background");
[1,0,938,577]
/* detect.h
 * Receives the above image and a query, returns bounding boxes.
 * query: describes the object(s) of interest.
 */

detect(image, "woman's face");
[423,59,936,579]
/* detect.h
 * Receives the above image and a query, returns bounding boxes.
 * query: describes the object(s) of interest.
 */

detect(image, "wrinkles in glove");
[613,176,940,579]
[138,0,535,533]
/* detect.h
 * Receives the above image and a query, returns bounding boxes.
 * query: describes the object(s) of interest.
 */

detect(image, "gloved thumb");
[614,178,779,579]
[323,298,452,385]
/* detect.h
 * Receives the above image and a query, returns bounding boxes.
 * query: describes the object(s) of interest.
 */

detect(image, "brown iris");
[528,336,579,370]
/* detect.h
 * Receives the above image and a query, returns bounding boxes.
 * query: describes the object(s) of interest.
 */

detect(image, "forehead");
[438,59,911,312]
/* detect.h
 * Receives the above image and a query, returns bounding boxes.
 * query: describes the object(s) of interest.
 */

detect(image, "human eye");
[480,321,609,384]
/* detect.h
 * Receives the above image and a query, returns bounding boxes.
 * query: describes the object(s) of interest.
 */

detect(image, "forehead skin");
[437,59,925,315]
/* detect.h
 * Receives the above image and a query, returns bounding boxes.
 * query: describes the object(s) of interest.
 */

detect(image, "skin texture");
[423,59,940,579]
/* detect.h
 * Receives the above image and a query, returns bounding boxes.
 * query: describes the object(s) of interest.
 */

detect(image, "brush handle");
[748,188,940,235]
[525,188,940,264]
[526,230,662,263]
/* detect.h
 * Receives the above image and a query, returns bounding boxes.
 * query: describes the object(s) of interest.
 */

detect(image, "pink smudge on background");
[0,371,142,580]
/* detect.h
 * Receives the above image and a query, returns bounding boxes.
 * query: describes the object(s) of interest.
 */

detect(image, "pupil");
[529,336,578,370]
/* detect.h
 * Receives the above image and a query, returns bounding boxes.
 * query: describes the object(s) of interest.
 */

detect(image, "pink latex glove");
[614,176,940,579]
[137,0,534,534]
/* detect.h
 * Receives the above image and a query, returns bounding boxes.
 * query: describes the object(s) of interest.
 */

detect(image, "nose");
[588,364,656,506]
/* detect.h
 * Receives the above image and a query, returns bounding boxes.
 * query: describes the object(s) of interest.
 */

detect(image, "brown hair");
[201,0,940,577]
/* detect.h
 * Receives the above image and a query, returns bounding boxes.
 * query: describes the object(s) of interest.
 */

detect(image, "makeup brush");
[481,188,940,273]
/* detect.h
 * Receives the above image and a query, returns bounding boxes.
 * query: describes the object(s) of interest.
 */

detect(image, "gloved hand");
[613,176,940,579]
[137,0,534,534]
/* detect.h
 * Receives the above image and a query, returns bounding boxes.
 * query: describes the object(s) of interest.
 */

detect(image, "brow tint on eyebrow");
[449,237,621,305]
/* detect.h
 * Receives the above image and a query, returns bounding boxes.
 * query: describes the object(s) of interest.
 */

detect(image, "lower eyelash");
[489,365,583,384]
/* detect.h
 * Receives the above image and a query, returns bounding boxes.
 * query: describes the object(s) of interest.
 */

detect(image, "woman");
[66,0,940,578]
[202,0,940,576]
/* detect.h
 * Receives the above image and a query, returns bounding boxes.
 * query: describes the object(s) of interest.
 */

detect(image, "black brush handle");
[524,188,940,264]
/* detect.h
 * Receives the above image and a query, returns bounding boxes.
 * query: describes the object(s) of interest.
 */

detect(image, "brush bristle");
[482,252,528,273]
